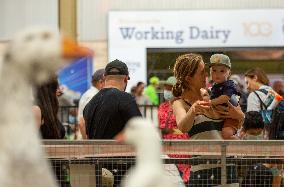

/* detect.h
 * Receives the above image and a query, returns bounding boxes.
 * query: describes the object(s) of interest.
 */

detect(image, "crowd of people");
[33,54,284,142]
[32,53,284,186]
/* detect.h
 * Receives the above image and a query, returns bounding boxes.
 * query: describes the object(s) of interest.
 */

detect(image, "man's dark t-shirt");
[83,88,142,139]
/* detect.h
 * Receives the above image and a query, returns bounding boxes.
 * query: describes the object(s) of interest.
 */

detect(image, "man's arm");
[78,117,88,139]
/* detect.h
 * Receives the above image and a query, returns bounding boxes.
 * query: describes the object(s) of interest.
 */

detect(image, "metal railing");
[42,140,284,187]
[59,105,159,128]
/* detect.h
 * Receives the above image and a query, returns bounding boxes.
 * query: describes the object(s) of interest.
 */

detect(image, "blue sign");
[58,57,93,95]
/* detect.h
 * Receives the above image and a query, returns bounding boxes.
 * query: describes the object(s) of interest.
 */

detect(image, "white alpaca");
[116,117,178,187]
[0,27,90,187]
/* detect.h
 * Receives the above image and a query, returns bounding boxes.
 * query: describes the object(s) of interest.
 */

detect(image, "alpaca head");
[3,26,91,84]
[115,117,160,147]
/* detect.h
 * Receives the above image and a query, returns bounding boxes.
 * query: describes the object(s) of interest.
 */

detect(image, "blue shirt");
[210,80,238,106]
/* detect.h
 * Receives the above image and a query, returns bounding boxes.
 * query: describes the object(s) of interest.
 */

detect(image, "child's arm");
[210,95,230,106]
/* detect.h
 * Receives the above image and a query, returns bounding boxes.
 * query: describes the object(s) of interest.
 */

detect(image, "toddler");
[241,111,264,140]
[209,54,239,139]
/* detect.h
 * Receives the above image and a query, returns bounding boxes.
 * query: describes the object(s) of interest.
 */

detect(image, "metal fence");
[42,140,284,187]
[59,105,159,128]
[138,104,159,126]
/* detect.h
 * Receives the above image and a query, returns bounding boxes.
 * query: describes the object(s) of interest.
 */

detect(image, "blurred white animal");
[115,117,177,187]
[0,26,91,187]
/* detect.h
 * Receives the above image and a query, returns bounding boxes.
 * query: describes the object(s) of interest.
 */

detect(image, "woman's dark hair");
[130,86,136,96]
[244,68,269,85]
[136,81,144,87]
[243,111,264,130]
[35,76,62,139]
[172,53,203,97]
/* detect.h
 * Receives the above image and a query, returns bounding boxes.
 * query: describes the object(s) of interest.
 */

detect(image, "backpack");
[269,102,284,139]
[254,89,284,140]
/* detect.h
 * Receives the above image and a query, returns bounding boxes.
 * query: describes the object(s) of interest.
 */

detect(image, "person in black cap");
[83,59,142,139]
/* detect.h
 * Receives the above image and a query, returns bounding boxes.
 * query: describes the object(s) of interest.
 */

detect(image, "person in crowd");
[172,53,244,186]
[209,54,240,139]
[240,111,265,140]
[244,68,272,112]
[130,85,136,96]
[57,85,79,129]
[244,68,274,140]
[33,76,68,187]
[144,76,160,105]
[159,76,188,139]
[134,81,151,105]
[172,53,244,139]
[158,76,190,183]
[83,59,142,139]
[33,76,65,139]
[273,80,284,97]
[77,69,105,139]
[229,74,248,112]
[57,85,81,107]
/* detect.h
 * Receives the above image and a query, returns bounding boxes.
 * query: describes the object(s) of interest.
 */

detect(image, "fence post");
[221,142,227,185]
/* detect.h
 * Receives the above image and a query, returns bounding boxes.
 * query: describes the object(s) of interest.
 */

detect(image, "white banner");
[108,10,284,91]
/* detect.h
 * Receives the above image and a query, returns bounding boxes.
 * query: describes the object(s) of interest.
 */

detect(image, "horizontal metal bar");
[47,157,284,165]
[42,140,284,146]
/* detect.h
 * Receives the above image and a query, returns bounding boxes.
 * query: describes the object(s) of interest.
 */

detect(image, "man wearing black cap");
[83,59,142,139]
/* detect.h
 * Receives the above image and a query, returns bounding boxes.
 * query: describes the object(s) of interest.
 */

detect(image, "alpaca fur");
[0,27,71,187]
[121,117,177,187]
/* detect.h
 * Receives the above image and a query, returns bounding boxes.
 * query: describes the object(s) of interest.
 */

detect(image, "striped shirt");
[188,114,223,140]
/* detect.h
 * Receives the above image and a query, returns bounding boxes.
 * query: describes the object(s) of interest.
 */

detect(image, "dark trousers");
[187,165,238,187]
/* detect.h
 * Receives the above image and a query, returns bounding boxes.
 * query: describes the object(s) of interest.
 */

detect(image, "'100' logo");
[243,22,272,37]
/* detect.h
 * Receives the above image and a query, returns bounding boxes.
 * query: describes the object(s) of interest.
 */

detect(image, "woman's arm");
[215,102,245,122]
[32,105,42,129]
[172,100,195,133]
[173,100,210,133]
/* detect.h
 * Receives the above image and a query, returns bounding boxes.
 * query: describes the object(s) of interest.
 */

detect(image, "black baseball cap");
[105,59,130,80]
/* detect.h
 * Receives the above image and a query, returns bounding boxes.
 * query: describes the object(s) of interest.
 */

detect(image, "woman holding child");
[172,53,244,139]
[171,53,244,186]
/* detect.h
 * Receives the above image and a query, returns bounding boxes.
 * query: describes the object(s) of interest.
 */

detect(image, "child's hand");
[200,88,210,101]
[208,100,216,108]
[192,100,211,115]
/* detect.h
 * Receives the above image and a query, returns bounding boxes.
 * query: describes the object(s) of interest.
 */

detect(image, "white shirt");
[247,85,272,112]
[135,95,151,105]
[77,86,99,120]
